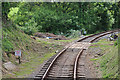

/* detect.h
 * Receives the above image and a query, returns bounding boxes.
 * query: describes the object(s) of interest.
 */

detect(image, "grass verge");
[90,38,119,78]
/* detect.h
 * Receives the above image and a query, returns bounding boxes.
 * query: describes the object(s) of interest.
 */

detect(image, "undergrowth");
[91,38,119,78]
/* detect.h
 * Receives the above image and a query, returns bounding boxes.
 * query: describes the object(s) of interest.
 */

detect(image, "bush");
[67,30,81,38]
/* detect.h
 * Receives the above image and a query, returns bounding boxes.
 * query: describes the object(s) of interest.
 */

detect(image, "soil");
[85,46,102,78]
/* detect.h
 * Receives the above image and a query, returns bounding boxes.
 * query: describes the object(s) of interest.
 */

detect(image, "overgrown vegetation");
[90,38,119,78]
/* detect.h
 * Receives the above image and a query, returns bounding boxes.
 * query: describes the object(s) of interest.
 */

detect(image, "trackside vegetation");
[90,37,119,78]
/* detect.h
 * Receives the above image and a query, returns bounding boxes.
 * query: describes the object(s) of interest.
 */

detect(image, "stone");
[3,62,16,71]
[55,50,59,53]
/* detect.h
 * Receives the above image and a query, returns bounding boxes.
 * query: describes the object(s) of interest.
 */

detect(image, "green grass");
[90,58,98,61]
[58,37,79,42]
[37,39,53,45]
[91,38,119,78]
[13,52,56,77]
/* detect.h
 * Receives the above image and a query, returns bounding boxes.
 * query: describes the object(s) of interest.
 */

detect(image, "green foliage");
[2,2,120,35]
[90,58,98,61]
[8,7,19,21]
[2,2,18,20]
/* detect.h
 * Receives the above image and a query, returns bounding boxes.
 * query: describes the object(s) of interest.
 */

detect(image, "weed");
[90,58,98,61]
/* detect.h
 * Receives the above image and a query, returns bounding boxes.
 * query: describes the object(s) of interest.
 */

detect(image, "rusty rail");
[73,49,84,80]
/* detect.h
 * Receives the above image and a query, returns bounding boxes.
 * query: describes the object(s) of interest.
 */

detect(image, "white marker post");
[15,50,21,64]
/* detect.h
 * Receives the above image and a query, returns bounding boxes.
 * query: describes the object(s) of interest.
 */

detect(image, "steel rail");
[73,49,84,80]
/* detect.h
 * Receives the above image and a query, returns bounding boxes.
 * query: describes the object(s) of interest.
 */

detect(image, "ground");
[85,38,118,78]
[2,34,80,78]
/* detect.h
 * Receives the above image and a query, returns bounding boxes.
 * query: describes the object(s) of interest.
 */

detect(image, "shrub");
[67,29,81,38]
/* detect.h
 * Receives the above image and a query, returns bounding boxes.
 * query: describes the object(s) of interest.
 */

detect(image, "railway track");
[34,30,119,80]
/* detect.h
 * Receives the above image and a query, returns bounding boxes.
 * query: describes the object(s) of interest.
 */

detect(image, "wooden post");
[15,50,21,64]
[18,56,21,64]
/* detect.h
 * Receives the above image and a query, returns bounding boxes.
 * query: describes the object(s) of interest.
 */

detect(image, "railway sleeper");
[78,63,85,65]
[77,70,85,72]
[35,75,43,77]
[34,77,42,80]
[45,62,52,64]
[46,77,73,80]
[39,70,46,73]
[41,68,48,70]
[60,72,73,75]
[43,65,49,67]
[47,75,54,77]
[57,75,72,77]
[78,75,86,78]
[47,59,54,62]
[77,72,85,74]
[37,72,44,74]
[77,73,85,76]
[41,67,48,69]
[78,64,85,67]
[48,72,55,75]
[37,73,44,76]
[42,66,49,68]
[49,71,56,73]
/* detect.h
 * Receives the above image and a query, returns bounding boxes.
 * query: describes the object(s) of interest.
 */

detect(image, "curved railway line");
[34,30,119,80]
